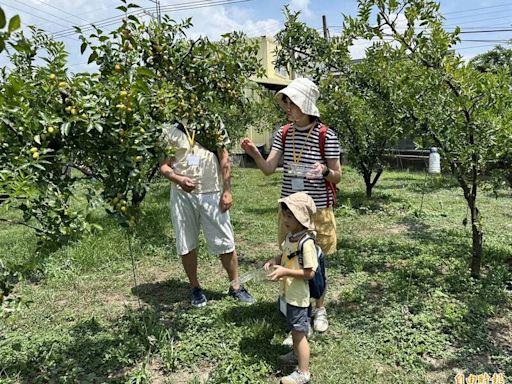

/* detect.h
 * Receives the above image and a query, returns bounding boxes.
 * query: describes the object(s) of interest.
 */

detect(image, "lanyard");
[292,123,315,164]
[183,125,195,148]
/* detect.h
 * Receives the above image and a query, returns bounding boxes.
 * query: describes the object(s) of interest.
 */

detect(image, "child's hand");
[268,265,286,281]
[263,260,275,271]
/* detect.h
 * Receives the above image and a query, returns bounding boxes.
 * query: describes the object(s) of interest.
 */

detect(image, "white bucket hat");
[278,192,317,231]
[275,77,320,117]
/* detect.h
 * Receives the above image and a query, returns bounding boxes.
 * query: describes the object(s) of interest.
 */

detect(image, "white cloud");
[289,0,313,19]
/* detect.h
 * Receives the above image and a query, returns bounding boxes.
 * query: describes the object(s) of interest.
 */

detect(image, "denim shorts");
[286,303,311,333]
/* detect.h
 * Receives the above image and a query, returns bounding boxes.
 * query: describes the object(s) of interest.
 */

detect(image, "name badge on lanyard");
[291,177,304,191]
[186,154,200,166]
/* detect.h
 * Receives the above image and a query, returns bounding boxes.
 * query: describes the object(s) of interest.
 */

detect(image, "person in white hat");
[264,192,318,384]
[241,77,342,334]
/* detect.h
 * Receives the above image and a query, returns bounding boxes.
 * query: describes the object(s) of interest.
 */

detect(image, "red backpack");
[281,123,338,207]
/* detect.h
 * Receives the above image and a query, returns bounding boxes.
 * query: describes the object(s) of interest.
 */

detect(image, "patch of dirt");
[489,314,512,349]
[387,224,409,234]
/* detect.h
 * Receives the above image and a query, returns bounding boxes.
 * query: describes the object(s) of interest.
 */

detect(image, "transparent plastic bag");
[287,163,322,179]
[230,268,271,287]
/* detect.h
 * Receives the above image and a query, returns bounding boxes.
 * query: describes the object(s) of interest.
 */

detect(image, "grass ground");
[0,166,511,383]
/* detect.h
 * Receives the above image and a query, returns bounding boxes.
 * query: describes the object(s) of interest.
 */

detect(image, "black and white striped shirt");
[272,122,341,208]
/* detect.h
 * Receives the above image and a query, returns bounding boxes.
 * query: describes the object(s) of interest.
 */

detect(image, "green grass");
[1,167,511,383]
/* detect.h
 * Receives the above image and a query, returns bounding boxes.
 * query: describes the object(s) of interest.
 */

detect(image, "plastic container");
[428,147,441,174]
[287,163,322,179]
[230,269,271,287]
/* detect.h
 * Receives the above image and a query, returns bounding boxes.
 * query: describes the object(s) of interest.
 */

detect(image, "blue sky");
[1,0,511,72]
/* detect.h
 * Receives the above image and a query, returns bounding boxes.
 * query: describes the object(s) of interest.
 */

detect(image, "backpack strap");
[287,234,313,265]
[319,123,338,207]
[281,123,293,148]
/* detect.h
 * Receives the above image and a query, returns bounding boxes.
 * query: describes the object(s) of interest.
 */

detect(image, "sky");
[1,0,511,73]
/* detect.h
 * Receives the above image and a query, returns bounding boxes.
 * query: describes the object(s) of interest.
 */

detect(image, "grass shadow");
[336,189,402,211]
[326,228,511,376]
[222,301,291,373]
[131,278,225,310]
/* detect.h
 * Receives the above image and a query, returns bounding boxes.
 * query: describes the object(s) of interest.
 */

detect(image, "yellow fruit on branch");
[30,147,38,153]
[49,73,57,80]
[120,90,128,97]
[47,126,56,134]
[32,152,40,159]
[58,81,68,88]
[65,106,72,112]
[114,64,122,72]
[70,108,77,115]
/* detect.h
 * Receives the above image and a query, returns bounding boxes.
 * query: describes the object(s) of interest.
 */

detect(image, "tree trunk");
[362,168,383,199]
[363,169,373,198]
[468,197,483,278]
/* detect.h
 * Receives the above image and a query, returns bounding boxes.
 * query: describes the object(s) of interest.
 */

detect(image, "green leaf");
[8,15,21,33]
[94,123,103,134]
[116,6,128,12]
[61,122,71,136]
[34,135,41,144]
[0,8,6,29]
[80,42,87,54]
[32,163,46,171]
[136,67,154,78]
[87,51,98,64]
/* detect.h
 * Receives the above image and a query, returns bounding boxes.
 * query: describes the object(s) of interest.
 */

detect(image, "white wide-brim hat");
[275,77,320,117]
[278,192,317,231]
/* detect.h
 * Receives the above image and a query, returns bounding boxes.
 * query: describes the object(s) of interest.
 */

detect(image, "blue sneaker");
[191,287,207,308]
[228,286,255,304]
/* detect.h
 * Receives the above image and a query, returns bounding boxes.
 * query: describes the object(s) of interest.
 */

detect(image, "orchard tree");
[470,45,512,76]
[275,9,405,198]
[0,6,22,317]
[470,46,512,190]
[0,1,264,254]
[344,0,512,277]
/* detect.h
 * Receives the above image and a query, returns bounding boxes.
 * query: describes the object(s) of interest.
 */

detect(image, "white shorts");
[170,188,235,256]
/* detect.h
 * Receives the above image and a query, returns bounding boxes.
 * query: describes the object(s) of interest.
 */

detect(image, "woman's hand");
[306,161,325,179]
[240,138,261,159]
